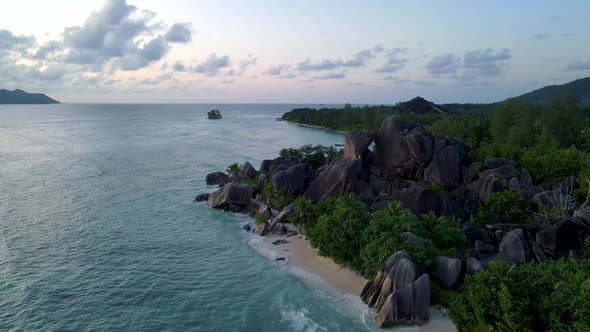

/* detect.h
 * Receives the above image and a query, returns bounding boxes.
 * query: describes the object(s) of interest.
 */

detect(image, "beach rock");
[205,171,230,186]
[268,221,288,235]
[254,223,268,236]
[498,228,530,263]
[270,203,295,224]
[389,186,455,216]
[242,224,251,232]
[361,251,413,307]
[432,256,461,289]
[243,161,257,179]
[193,192,210,202]
[208,183,254,210]
[344,130,374,159]
[304,158,362,202]
[287,163,306,195]
[272,239,289,245]
[375,274,430,328]
[424,145,462,187]
[466,257,484,274]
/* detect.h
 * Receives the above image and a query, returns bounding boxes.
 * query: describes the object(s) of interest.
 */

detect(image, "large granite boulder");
[193,192,210,202]
[361,251,430,328]
[344,130,374,159]
[208,183,254,210]
[270,163,306,195]
[375,116,418,179]
[375,274,430,328]
[389,186,456,216]
[530,190,558,212]
[536,219,585,257]
[432,256,462,289]
[205,171,230,186]
[304,158,362,201]
[243,161,257,179]
[404,127,434,161]
[424,145,462,187]
[498,228,530,263]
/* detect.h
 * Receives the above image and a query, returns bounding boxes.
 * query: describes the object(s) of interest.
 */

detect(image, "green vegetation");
[449,258,590,332]
[260,182,292,211]
[472,190,529,224]
[255,214,268,225]
[290,196,469,278]
[279,144,342,169]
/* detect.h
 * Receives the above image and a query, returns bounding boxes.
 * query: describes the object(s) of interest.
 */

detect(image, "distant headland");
[0,89,60,104]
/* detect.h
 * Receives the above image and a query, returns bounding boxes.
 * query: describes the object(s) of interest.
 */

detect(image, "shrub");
[287,197,315,233]
[449,258,590,332]
[471,143,522,162]
[260,182,292,210]
[472,190,529,224]
[305,194,369,265]
[255,214,268,225]
[279,145,342,169]
[520,146,583,183]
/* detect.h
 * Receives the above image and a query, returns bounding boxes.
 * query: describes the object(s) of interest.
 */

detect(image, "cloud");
[141,72,173,85]
[165,23,192,43]
[383,76,410,84]
[38,0,192,71]
[531,33,549,41]
[297,58,341,71]
[564,61,590,71]
[264,64,297,78]
[296,46,382,72]
[193,53,230,76]
[0,29,36,54]
[312,71,346,79]
[462,48,511,77]
[426,54,460,75]
[560,32,575,37]
[173,62,185,71]
[375,56,407,73]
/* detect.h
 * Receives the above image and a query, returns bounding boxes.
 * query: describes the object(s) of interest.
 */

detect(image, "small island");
[0,89,59,104]
[207,109,222,119]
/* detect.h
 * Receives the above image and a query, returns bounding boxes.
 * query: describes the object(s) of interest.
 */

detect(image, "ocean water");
[0,104,377,331]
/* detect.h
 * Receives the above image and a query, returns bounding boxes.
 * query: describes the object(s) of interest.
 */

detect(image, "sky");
[1,0,589,103]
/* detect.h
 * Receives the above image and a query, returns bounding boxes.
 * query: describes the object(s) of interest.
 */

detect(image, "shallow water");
[0,104,377,331]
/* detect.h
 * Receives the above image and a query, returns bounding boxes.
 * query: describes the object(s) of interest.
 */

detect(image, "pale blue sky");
[1,0,589,103]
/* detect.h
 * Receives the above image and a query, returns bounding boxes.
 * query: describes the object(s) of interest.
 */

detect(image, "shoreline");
[285,121,349,134]
[261,224,457,332]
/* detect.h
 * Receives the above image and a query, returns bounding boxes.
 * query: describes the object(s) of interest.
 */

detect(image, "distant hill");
[397,96,449,114]
[0,89,59,104]
[515,77,590,105]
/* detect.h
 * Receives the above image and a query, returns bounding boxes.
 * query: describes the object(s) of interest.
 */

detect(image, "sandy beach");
[263,225,456,332]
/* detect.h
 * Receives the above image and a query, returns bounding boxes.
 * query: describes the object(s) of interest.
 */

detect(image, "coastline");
[285,121,349,134]
[261,224,457,332]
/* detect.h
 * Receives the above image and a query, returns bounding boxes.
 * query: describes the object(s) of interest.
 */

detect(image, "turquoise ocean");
[0,104,377,331]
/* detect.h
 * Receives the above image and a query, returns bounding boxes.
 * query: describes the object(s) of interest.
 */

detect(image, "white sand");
[263,226,456,331]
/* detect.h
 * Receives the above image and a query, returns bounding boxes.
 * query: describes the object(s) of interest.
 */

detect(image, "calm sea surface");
[0,104,376,331]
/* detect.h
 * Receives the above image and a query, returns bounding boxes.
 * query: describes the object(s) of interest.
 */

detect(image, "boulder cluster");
[197,114,590,329]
